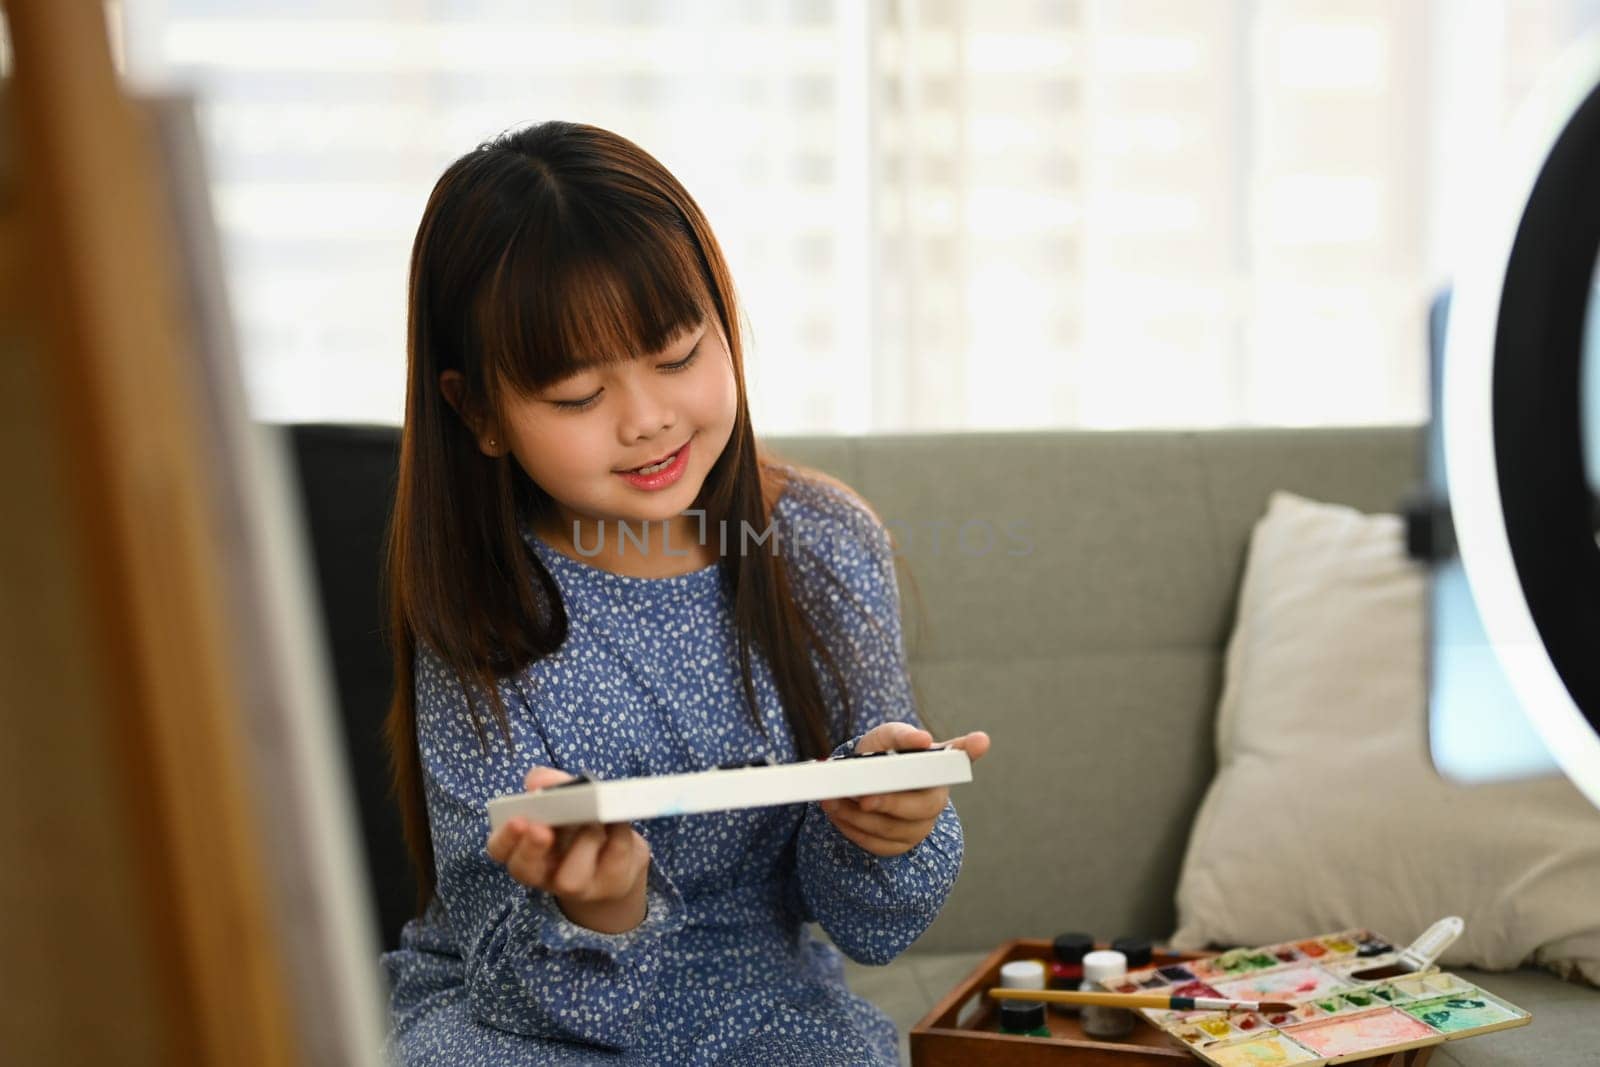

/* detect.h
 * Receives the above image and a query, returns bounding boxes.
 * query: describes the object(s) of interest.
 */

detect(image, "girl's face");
[473,317,738,535]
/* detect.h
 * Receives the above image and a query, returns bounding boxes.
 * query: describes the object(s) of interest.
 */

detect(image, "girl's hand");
[485,766,652,934]
[817,723,991,858]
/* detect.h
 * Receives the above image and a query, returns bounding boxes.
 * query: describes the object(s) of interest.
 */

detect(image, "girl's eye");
[660,347,700,373]
[550,345,699,411]
[553,392,601,412]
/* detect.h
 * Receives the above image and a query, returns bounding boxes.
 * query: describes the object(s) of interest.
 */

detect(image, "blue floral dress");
[380,470,964,1065]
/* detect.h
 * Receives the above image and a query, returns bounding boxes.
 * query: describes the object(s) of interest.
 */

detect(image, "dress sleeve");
[784,489,966,966]
[413,642,689,1050]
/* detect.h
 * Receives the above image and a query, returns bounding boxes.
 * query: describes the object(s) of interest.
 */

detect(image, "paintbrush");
[988,987,1296,1013]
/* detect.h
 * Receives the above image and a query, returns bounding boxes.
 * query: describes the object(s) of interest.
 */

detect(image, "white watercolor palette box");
[1096,930,1531,1065]
[486,746,972,830]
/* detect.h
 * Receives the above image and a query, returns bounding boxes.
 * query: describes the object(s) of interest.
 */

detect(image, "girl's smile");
[615,436,692,490]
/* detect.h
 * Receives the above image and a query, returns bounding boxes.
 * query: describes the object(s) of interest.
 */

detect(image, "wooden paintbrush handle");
[986,987,1288,1013]
[988,987,1172,1010]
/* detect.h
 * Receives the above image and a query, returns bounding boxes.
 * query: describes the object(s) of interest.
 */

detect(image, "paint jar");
[1081,949,1138,1040]
[998,1000,1051,1037]
[999,959,1046,991]
[1111,936,1154,970]
[1048,932,1093,1016]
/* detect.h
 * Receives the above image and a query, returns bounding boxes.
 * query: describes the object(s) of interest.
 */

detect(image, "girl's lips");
[616,438,691,490]
[619,442,685,473]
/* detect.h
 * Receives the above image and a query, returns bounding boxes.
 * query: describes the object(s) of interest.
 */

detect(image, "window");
[112,0,1599,431]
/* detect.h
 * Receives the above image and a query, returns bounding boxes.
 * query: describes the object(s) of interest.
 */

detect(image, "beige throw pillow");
[1170,491,1600,985]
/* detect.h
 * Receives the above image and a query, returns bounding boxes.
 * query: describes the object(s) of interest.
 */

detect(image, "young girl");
[379,120,990,1066]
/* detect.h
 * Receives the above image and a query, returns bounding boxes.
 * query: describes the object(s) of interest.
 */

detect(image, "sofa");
[286,422,1598,1066]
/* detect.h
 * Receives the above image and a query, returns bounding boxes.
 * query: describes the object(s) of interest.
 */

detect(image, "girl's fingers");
[825,799,931,845]
[945,731,991,762]
[852,723,991,762]
[488,819,551,863]
[550,824,606,898]
[501,824,559,887]
[856,786,946,820]
[525,766,576,791]
[492,816,650,897]
[487,823,516,863]
[553,825,581,853]
[511,836,558,888]
[595,823,640,880]
[856,722,933,756]
[827,813,908,857]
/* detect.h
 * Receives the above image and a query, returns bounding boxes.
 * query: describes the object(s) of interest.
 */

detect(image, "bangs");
[474,200,713,396]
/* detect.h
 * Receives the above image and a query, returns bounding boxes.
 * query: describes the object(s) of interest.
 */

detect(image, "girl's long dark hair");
[385,121,910,912]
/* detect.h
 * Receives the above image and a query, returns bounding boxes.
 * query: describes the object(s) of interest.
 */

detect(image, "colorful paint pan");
[1260,1002,1320,1027]
[1212,965,1349,1003]
[1356,936,1393,957]
[1203,1033,1320,1066]
[1402,993,1524,1034]
[1283,1007,1438,1057]
[1161,929,1534,1066]
[1175,980,1225,999]
[1391,976,1429,999]
[1215,949,1256,973]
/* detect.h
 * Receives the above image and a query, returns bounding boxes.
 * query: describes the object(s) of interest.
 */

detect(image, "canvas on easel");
[0,3,385,1063]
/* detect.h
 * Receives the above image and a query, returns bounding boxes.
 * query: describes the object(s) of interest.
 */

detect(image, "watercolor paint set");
[1101,927,1437,1027]
[1166,972,1529,1066]
[1096,929,1530,1065]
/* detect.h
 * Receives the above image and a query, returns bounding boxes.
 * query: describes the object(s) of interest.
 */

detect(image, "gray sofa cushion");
[767,428,1423,950]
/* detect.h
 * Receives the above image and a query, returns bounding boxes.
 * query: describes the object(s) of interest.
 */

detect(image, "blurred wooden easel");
[2,4,385,1064]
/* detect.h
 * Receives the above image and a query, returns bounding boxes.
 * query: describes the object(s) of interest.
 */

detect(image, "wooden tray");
[908,940,1435,1067]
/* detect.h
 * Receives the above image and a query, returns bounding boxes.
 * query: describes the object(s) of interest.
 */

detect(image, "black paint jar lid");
[999,1000,1046,1031]
[1052,932,1094,963]
[1111,936,1153,967]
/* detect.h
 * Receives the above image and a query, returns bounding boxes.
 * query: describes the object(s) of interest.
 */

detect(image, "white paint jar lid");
[999,959,1047,990]
[1082,949,1128,985]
